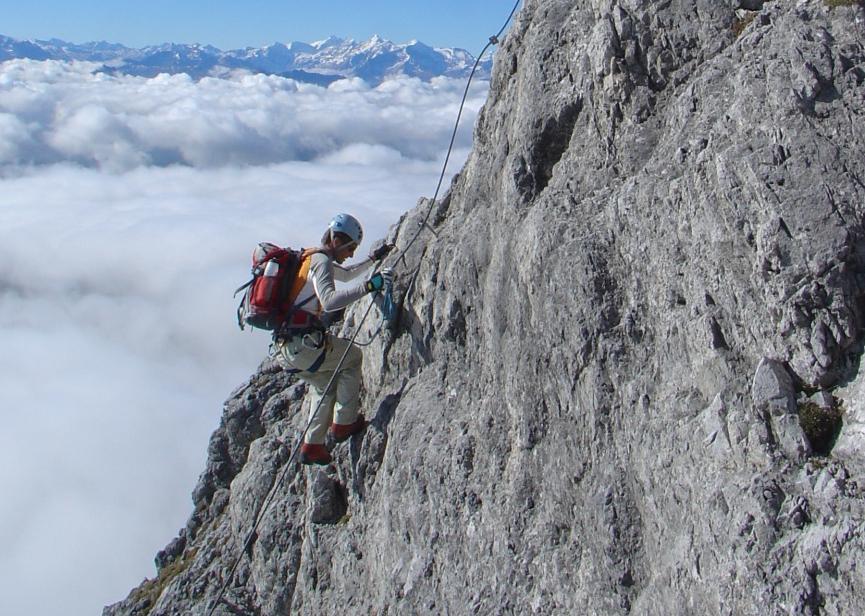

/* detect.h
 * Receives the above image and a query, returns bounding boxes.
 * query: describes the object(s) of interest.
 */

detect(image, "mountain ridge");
[0,34,492,85]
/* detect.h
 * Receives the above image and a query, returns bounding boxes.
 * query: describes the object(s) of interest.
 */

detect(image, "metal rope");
[395,0,521,303]
[205,300,377,616]
[204,2,521,612]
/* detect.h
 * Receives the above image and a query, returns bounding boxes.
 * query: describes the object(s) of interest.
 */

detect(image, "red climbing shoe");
[330,416,367,443]
[299,443,332,466]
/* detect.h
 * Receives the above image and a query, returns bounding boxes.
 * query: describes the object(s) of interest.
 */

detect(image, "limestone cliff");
[106,1,865,614]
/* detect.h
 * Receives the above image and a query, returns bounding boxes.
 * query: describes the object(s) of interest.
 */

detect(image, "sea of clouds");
[0,59,486,615]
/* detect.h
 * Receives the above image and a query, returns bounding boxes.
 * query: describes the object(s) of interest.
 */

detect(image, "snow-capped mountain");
[0,34,492,84]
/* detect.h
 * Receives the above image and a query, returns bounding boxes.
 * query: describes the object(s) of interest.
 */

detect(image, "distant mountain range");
[0,34,492,85]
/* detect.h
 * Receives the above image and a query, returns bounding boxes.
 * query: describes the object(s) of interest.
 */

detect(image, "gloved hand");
[365,268,394,293]
[369,243,395,262]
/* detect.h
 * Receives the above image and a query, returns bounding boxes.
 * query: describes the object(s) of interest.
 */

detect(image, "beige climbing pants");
[274,331,363,445]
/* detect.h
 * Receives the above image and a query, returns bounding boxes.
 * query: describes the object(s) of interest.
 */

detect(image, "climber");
[274,213,394,465]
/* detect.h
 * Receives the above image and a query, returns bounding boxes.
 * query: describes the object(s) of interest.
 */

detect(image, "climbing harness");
[205,2,521,614]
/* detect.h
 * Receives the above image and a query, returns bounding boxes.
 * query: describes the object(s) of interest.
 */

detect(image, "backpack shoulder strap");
[287,248,322,307]
[300,247,325,260]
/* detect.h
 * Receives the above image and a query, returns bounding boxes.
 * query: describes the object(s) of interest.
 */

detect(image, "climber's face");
[332,237,357,263]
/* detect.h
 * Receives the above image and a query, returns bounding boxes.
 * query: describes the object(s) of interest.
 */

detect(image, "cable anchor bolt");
[416,220,439,237]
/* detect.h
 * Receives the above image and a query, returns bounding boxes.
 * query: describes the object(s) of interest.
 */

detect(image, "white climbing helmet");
[324,213,363,246]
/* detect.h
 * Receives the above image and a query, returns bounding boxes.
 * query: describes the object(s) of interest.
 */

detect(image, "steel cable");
[204,2,520,613]
[205,300,377,616]
[394,0,521,305]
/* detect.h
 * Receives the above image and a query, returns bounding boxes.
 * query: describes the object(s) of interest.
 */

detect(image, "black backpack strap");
[233,277,254,297]
[236,295,247,330]
[294,293,316,310]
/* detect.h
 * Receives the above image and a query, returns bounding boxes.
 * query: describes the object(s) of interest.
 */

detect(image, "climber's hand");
[369,243,395,262]
[365,268,394,293]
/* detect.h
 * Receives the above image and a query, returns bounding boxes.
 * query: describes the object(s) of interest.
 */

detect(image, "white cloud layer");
[0,59,484,616]
[0,60,485,170]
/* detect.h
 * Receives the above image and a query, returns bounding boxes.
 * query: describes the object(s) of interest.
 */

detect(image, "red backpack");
[235,243,318,331]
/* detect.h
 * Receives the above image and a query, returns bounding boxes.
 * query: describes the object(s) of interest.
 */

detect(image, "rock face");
[106,1,865,614]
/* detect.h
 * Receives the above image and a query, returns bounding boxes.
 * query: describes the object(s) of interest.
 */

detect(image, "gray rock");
[306,470,346,525]
[833,372,865,467]
[774,413,813,462]
[154,533,186,572]
[752,357,797,416]
[809,390,835,411]
[106,1,865,615]
[699,393,734,459]
[752,357,811,461]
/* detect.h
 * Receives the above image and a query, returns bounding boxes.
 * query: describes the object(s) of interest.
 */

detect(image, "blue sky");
[0,0,515,51]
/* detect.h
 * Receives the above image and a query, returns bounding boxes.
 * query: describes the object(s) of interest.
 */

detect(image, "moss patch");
[799,401,843,456]
[824,0,865,7]
[733,13,757,38]
[129,547,199,614]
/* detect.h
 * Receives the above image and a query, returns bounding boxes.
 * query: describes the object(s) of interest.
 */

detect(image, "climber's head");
[322,213,363,263]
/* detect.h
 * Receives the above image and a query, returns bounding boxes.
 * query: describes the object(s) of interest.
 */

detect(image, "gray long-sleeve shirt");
[295,251,372,315]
